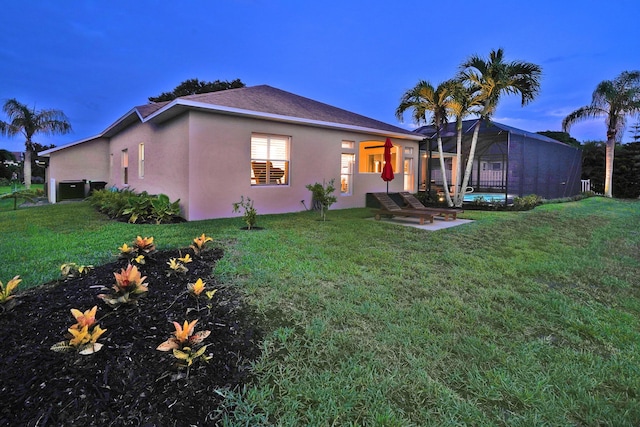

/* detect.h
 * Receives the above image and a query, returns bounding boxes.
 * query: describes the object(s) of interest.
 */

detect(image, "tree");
[536,131,581,147]
[627,117,640,143]
[458,48,542,205]
[0,99,71,188]
[396,80,450,204]
[148,78,246,102]
[562,70,640,197]
[396,79,470,206]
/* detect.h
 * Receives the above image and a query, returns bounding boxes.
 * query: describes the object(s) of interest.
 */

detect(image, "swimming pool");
[463,192,514,203]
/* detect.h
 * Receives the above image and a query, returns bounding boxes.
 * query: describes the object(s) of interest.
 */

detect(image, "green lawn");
[1,198,639,426]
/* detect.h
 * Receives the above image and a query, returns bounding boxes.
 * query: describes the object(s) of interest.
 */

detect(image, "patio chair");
[371,192,434,225]
[398,191,463,221]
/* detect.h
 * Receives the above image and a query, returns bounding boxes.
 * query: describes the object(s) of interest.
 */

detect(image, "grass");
[1,197,639,426]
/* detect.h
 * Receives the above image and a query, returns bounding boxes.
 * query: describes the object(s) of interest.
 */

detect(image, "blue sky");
[1,0,639,152]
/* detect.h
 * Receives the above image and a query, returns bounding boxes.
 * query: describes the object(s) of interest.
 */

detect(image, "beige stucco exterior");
[45,108,420,221]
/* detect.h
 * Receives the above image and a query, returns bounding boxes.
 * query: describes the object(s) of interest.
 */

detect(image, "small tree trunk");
[436,135,453,207]
[23,148,32,190]
[604,136,615,197]
[453,118,463,206]
[457,119,482,207]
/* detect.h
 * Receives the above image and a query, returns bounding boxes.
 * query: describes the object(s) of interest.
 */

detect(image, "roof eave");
[146,99,423,141]
[38,134,105,156]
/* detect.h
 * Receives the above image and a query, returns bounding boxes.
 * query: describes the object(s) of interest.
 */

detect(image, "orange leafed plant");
[134,236,156,254]
[187,278,206,296]
[113,264,148,294]
[190,233,213,255]
[0,276,21,303]
[70,306,97,329]
[157,319,211,351]
[51,306,107,355]
[98,264,149,308]
[157,319,211,369]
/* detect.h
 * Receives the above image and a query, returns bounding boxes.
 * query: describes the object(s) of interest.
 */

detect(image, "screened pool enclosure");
[415,120,582,201]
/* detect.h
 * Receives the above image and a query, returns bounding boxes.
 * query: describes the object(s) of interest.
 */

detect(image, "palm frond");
[562,106,607,132]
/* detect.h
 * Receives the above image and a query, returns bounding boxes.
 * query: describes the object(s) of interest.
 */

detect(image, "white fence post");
[581,179,591,192]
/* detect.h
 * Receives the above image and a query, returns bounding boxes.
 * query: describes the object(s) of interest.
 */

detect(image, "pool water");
[463,192,514,203]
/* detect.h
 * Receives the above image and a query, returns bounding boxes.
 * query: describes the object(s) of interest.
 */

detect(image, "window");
[359,140,396,173]
[341,153,355,195]
[404,157,414,192]
[138,143,145,178]
[251,134,290,185]
[121,149,129,185]
[342,140,355,149]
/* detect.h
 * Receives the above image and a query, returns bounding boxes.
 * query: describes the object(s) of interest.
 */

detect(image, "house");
[40,85,423,220]
[415,120,583,200]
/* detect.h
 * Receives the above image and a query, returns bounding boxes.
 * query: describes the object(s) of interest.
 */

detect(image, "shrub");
[232,196,258,229]
[306,179,337,221]
[89,189,182,224]
[512,194,542,211]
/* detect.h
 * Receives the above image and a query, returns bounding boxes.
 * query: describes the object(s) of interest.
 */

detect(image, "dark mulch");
[0,247,263,426]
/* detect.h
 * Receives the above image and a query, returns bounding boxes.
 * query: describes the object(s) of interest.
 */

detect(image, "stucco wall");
[185,111,418,221]
[47,138,110,201]
[107,116,190,218]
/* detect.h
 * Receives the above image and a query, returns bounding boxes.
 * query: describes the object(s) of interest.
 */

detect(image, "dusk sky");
[1,0,639,152]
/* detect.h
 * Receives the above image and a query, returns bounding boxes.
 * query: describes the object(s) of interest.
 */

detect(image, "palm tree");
[442,79,479,206]
[396,80,456,205]
[0,99,71,188]
[458,48,542,202]
[562,71,640,197]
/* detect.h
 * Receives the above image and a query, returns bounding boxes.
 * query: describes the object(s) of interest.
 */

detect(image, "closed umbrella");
[381,137,394,193]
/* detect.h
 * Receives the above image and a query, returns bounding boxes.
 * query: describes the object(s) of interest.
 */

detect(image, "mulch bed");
[0,247,263,426]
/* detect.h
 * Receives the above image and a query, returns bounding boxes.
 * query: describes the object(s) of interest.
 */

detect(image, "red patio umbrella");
[381,137,394,193]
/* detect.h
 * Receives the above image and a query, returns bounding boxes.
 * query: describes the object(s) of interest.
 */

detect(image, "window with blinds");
[251,134,290,185]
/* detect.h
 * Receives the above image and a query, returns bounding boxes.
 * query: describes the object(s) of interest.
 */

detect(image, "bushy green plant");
[151,193,181,224]
[305,179,337,221]
[512,194,542,210]
[89,189,182,223]
[232,196,258,229]
[121,191,152,223]
[60,263,93,278]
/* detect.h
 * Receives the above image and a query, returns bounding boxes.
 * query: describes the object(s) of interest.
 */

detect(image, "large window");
[251,134,290,185]
[359,140,396,173]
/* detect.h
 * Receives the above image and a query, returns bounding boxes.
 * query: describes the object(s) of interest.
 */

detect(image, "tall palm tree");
[562,71,640,197]
[0,99,71,189]
[458,48,542,202]
[396,80,456,205]
[442,79,479,206]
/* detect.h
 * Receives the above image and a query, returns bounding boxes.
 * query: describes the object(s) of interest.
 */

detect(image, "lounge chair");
[371,192,434,225]
[398,191,463,221]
